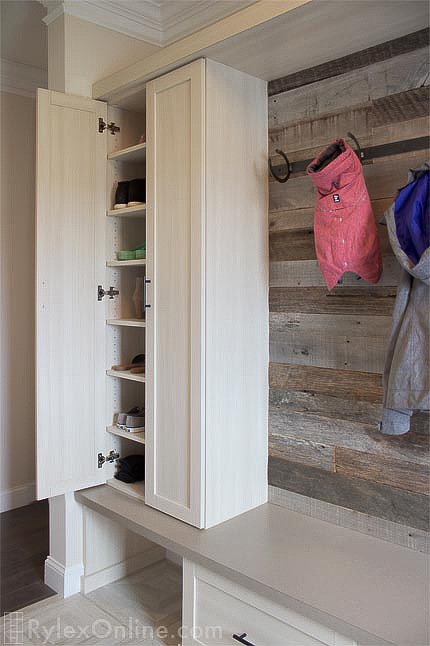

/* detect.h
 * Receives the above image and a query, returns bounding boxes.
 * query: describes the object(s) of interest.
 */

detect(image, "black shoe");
[128,178,146,206]
[114,181,129,209]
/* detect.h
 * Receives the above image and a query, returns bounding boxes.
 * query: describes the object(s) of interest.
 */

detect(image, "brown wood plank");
[270,329,387,373]
[269,198,392,233]
[269,362,384,402]
[269,286,396,315]
[268,456,429,531]
[268,29,429,95]
[269,226,391,262]
[372,86,430,127]
[269,312,392,336]
[335,447,430,495]
[269,394,429,466]
[269,257,400,288]
[269,433,334,471]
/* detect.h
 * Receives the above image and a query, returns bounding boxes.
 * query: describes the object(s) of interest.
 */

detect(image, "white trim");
[0,482,36,512]
[44,556,84,597]
[81,545,166,594]
[41,0,253,46]
[0,59,47,97]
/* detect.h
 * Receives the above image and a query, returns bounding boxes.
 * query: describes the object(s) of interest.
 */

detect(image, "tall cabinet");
[36,58,268,529]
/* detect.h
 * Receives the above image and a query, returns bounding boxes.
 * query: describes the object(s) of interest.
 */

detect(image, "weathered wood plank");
[335,447,430,496]
[269,155,430,211]
[268,29,429,96]
[269,407,430,466]
[269,312,392,336]
[269,256,400,288]
[269,198,392,234]
[270,329,387,373]
[268,457,430,531]
[269,47,429,127]
[270,389,382,425]
[269,286,396,315]
[268,433,334,471]
[269,226,392,262]
[372,86,430,127]
[269,362,383,401]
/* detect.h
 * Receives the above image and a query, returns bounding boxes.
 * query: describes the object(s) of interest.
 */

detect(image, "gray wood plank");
[269,433,334,471]
[269,312,392,336]
[269,362,384,402]
[269,256,400,287]
[269,286,396,315]
[268,29,429,96]
[269,407,430,467]
[268,456,430,531]
[335,447,430,496]
[269,329,387,373]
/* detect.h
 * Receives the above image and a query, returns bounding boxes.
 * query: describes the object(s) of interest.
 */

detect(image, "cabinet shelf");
[108,143,146,163]
[106,425,145,444]
[107,478,145,502]
[106,319,146,328]
[106,369,146,383]
[107,205,146,218]
[106,259,146,267]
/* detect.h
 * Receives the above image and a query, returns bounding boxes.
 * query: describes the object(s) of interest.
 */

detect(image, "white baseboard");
[45,556,84,598]
[81,545,166,594]
[0,482,35,512]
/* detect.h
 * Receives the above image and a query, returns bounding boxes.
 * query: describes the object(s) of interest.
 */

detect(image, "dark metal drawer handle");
[233,633,256,646]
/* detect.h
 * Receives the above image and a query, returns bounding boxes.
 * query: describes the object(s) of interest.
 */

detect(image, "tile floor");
[1,559,183,646]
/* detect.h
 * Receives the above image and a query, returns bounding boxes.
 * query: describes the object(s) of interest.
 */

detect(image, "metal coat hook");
[347,132,364,164]
[269,149,291,183]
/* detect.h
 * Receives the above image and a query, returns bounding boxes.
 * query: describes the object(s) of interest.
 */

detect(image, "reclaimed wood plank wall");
[267,29,430,533]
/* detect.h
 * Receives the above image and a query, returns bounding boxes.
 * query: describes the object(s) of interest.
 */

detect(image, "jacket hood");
[306,139,361,194]
[384,162,430,285]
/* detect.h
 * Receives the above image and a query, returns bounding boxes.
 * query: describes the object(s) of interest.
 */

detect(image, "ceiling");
[41,0,255,46]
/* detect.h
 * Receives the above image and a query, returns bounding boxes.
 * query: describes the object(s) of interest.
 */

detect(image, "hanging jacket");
[380,162,430,435]
[307,139,382,291]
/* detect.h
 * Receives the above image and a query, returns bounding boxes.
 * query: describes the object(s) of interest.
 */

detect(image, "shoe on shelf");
[114,181,129,209]
[125,411,145,432]
[116,405,144,429]
[128,178,146,207]
[112,354,145,372]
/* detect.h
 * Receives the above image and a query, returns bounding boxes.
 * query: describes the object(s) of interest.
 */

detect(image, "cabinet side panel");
[205,61,268,527]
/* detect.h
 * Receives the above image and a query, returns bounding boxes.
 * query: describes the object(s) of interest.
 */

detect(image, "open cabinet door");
[36,89,107,499]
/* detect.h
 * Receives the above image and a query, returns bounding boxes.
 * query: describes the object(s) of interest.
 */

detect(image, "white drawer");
[183,560,357,646]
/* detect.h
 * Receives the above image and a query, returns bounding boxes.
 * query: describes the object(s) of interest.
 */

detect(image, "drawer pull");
[232,633,256,646]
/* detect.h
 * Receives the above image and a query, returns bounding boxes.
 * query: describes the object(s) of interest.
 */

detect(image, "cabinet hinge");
[98,118,120,135]
[98,450,120,468]
[98,285,119,301]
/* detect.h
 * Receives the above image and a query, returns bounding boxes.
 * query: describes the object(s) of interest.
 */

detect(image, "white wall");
[0,90,37,511]
[48,14,160,97]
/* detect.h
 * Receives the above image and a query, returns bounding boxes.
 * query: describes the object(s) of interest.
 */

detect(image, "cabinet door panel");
[36,89,107,499]
[146,60,205,527]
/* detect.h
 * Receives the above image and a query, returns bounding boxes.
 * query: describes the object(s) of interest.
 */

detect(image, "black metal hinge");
[98,450,120,468]
[98,118,120,135]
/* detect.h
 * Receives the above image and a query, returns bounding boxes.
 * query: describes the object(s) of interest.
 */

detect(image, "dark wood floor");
[1,500,56,613]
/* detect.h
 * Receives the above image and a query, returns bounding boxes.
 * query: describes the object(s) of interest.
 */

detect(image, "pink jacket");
[307,139,382,291]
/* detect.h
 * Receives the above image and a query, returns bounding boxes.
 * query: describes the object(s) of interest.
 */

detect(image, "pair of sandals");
[111,354,145,375]
[116,406,145,433]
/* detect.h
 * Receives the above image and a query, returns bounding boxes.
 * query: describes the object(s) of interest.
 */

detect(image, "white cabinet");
[182,560,358,646]
[36,58,268,529]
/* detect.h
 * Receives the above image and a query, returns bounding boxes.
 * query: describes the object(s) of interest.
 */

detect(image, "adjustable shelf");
[106,319,146,328]
[107,478,145,502]
[106,425,145,445]
[108,142,146,163]
[107,205,146,218]
[106,369,146,383]
[106,259,146,267]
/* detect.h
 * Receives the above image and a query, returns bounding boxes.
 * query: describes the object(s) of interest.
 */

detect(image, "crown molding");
[0,58,48,97]
[40,0,253,47]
